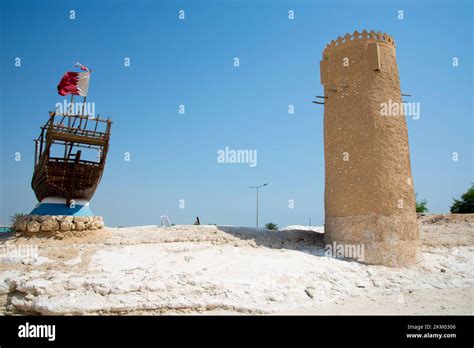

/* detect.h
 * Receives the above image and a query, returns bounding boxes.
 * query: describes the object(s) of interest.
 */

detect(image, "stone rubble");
[13,215,104,234]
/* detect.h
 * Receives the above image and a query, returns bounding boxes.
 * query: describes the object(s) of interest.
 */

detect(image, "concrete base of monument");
[324,212,423,267]
[13,215,105,234]
[11,197,104,235]
[30,197,95,216]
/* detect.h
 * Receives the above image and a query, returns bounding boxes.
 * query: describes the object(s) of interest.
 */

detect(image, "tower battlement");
[322,30,396,59]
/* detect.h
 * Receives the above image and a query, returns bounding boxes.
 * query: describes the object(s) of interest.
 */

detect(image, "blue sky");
[0,0,472,227]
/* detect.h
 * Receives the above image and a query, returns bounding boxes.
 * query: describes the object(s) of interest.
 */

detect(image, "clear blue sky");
[0,0,472,227]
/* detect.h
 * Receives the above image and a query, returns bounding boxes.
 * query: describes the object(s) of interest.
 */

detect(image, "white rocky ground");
[0,214,472,315]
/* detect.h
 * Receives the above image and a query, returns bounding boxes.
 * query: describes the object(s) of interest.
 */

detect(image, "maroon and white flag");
[57,63,91,96]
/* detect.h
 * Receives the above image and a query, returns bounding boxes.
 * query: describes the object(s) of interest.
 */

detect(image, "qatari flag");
[57,71,90,96]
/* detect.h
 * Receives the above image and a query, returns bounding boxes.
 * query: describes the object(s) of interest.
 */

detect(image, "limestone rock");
[75,222,86,231]
[14,220,28,232]
[74,216,88,223]
[60,221,73,231]
[59,215,74,222]
[26,221,40,233]
[14,215,105,234]
[92,219,104,229]
[1,220,472,315]
[40,219,60,232]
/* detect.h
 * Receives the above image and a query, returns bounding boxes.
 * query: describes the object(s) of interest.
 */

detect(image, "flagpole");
[69,95,74,117]
[82,96,87,116]
[82,68,91,116]
[63,94,71,158]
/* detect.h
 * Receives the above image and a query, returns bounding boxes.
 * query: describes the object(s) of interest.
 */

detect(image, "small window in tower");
[367,43,381,71]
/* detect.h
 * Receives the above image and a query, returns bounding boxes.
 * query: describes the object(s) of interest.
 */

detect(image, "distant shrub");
[265,222,278,230]
[415,195,428,213]
[450,184,474,214]
[9,212,26,226]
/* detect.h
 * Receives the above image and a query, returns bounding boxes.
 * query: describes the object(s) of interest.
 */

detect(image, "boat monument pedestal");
[14,197,104,234]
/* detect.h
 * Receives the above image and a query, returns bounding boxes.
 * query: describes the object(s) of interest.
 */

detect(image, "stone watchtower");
[319,30,421,267]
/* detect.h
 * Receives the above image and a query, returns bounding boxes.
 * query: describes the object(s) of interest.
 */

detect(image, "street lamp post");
[249,183,267,228]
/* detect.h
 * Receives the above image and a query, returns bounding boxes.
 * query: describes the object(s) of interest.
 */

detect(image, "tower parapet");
[322,30,395,59]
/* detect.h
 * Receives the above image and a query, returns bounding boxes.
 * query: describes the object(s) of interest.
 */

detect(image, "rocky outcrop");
[13,215,104,234]
[0,218,472,315]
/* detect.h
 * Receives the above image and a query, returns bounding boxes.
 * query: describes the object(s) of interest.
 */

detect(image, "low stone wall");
[13,215,104,233]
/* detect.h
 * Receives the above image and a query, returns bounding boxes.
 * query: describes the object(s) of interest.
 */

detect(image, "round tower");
[320,30,421,267]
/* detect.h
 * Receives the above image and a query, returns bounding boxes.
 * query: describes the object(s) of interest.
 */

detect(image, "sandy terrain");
[0,214,472,315]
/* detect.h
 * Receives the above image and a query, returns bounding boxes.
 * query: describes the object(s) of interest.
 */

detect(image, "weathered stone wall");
[320,31,421,267]
[13,215,104,234]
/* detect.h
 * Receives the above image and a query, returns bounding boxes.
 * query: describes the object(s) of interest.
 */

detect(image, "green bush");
[265,222,278,230]
[450,184,474,214]
[415,194,428,213]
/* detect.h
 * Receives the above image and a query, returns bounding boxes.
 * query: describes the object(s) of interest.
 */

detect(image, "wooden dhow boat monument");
[29,63,112,221]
